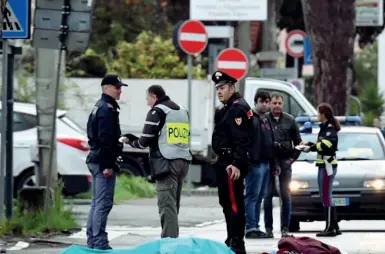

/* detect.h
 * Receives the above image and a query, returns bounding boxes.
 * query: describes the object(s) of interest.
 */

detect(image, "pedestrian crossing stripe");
[2,1,23,32]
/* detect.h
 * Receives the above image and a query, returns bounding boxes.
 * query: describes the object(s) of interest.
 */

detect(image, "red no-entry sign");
[178,20,208,55]
[215,48,249,80]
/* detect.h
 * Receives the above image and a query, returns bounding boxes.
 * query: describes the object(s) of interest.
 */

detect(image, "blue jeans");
[264,160,292,230]
[318,165,337,207]
[86,163,116,249]
[244,162,270,232]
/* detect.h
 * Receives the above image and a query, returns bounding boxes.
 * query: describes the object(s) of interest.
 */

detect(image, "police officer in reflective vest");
[86,74,127,250]
[211,71,253,254]
[300,103,341,237]
[123,85,191,238]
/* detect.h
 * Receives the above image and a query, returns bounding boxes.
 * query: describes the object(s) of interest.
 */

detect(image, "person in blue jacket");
[85,74,127,249]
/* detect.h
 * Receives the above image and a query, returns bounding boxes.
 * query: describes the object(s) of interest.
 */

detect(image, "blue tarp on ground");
[59,237,235,254]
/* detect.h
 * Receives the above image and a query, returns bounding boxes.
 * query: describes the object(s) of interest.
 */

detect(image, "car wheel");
[15,169,36,197]
[120,162,142,176]
[289,217,300,232]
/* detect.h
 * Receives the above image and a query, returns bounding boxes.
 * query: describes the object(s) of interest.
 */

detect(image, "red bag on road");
[277,236,342,254]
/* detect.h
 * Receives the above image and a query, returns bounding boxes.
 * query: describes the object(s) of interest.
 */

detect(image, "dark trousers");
[264,160,292,230]
[155,159,189,238]
[214,163,245,251]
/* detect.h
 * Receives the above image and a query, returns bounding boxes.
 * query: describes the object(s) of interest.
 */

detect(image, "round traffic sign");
[177,20,208,55]
[215,48,249,80]
[285,30,306,58]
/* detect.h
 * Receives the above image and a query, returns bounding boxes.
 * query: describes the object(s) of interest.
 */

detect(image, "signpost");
[190,0,267,21]
[177,20,208,119]
[215,48,249,80]
[0,0,28,220]
[1,0,31,39]
[285,29,306,78]
[356,0,384,26]
[304,36,312,65]
[177,20,208,195]
[33,0,94,213]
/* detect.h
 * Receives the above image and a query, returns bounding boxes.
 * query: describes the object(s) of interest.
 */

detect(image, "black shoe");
[245,230,269,239]
[316,207,336,237]
[281,227,293,238]
[230,238,246,254]
[265,228,274,238]
[332,207,342,235]
[225,238,230,247]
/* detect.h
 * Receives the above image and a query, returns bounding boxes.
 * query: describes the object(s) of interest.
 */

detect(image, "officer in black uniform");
[211,71,253,254]
[85,74,127,250]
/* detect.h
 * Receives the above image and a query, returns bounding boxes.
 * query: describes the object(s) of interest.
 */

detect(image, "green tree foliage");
[66,49,108,77]
[354,41,384,125]
[109,31,206,79]
[90,0,169,55]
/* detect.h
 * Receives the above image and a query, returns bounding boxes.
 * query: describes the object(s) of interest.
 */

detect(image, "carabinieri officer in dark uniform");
[211,71,253,254]
[85,74,127,250]
[301,102,341,237]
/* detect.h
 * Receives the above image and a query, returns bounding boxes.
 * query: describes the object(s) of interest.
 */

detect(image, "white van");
[243,78,317,116]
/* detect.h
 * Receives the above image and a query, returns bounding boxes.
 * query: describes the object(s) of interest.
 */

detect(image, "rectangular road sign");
[2,0,31,39]
[260,68,297,80]
[304,37,312,65]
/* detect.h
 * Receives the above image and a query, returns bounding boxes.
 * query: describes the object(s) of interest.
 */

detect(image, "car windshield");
[298,132,385,161]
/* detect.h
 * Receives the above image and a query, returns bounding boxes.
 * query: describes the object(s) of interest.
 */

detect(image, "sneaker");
[245,230,269,239]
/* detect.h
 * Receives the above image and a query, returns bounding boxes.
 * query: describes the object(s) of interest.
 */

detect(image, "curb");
[65,199,91,205]
[29,238,85,247]
[181,188,218,196]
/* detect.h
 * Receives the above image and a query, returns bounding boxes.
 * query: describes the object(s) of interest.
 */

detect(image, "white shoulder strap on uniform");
[155,104,171,114]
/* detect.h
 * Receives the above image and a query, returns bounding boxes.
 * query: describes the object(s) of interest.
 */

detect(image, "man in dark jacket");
[123,85,191,238]
[245,90,280,239]
[211,71,253,254]
[86,74,127,250]
[264,92,302,238]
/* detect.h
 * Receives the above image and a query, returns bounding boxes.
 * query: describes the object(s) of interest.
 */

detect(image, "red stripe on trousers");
[322,169,331,206]
[227,170,238,214]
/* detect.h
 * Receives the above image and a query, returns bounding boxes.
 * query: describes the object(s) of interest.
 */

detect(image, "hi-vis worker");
[123,85,192,238]
[300,103,341,237]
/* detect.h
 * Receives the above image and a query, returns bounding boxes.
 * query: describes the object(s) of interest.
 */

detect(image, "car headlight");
[289,180,309,191]
[363,179,385,190]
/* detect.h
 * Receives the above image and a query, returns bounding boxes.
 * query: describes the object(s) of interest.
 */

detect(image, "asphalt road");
[7,196,385,254]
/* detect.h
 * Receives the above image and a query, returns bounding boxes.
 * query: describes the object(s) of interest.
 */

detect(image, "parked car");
[289,120,385,232]
[0,102,91,197]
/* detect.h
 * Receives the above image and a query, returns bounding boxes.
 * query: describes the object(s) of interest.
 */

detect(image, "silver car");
[289,126,385,232]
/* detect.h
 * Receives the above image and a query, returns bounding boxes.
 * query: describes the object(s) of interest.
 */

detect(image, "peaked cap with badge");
[101,74,128,87]
[211,71,238,88]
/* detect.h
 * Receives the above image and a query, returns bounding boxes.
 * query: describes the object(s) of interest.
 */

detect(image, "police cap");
[101,74,128,87]
[211,71,237,88]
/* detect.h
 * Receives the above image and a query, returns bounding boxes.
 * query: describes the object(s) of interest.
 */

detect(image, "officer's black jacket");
[249,111,280,170]
[212,93,253,170]
[309,120,339,158]
[267,112,302,160]
[86,94,122,170]
[129,96,181,152]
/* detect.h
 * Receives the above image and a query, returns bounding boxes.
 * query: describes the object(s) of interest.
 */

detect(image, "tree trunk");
[301,0,355,115]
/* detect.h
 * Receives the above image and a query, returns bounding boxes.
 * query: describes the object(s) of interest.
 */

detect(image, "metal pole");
[186,54,193,195]
[294,57,299,79]
[43,47,63,213]
[5,46,14,218]
[0,39,8,221]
